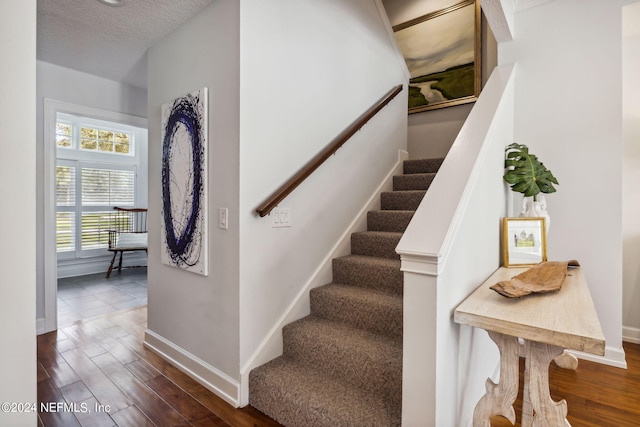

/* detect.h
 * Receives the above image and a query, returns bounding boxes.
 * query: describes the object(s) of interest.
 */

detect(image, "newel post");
[399,253,441,427]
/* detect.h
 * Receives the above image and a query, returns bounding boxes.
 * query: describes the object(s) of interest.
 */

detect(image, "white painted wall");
[0,1,37,425]
[238,0,408,381]
[622,1,640,343]
[36,61,147,323]
[146,0,242,394]
[499,0,634,365]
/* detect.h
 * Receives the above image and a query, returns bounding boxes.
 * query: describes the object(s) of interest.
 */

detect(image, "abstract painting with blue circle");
[160,87,208,276]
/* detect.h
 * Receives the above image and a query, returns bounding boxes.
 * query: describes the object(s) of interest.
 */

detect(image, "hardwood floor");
[491,342,640,426]
[38,303,640,426]
[37,306,282,427]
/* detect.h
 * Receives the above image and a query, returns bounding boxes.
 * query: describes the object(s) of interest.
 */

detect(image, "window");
[55,113,144,259]
[79,127,132,154]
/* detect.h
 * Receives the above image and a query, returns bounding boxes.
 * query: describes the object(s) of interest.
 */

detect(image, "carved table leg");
[522,340,571,427]
[472,331,520,427]
[554,351,579,370]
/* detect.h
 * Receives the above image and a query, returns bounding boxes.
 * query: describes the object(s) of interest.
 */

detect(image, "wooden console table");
[454,266,605,427]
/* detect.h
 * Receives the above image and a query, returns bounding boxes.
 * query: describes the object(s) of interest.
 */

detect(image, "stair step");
[283,316,402,399]
[381,190,426,211]
[403,157,444,174]
[393,172,436,191]
[250,357,400,427]
[351,231,402,259]
[310,283,402,338]
[332,255,402,295]
[367,210,415,233]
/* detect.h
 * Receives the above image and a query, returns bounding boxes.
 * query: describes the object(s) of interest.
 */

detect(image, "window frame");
[55,113,144,260]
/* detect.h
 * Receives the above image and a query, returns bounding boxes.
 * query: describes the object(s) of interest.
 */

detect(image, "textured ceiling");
[37,0,215,89]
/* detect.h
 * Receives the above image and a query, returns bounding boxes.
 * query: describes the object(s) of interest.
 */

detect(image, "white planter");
[521,195,550,232]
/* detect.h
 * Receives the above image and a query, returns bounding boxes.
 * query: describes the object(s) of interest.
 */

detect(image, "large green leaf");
[503,143,558,200]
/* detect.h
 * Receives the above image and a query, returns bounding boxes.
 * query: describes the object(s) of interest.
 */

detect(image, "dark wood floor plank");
[37,362,50,382]
[37,339,67,369]
[60,348,133,413]
[109,405,155,427]
[100,336,139,365]
[37,378,81,427]
[73,396,116,427]
[58,380,93,405]
[44,361,81,389]
[145,375,230,425]
[124,358,162,383]
[491,342,640,426]
[91,351,190,427]
[55,338,78,353]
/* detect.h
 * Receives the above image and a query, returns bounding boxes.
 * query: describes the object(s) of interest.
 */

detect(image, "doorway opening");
[42,99,148,333]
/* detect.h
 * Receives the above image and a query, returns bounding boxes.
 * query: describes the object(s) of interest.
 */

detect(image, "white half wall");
[0,1,37,425]
[499,0,638,365]
[398,63,515,426]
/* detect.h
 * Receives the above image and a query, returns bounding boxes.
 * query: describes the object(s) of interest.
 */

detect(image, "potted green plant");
[503,143,559,228]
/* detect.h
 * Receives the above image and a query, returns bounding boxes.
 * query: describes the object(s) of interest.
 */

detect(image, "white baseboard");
[58,253,147,278]
[144,329,240,407]
[36,317,45,335]
[623,326,640,344]
[566,344,627,369]
[237,150,409,407]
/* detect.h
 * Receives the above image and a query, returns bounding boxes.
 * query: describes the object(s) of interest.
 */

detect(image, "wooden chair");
[106,207,148,278]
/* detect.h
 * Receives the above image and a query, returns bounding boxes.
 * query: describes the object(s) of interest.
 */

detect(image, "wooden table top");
[454,266,605,355]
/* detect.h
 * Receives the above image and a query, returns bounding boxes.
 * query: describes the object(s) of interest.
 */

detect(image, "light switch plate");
[218,208,228,229]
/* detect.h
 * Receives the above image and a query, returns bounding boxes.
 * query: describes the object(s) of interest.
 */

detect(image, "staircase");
[249,158,444,427]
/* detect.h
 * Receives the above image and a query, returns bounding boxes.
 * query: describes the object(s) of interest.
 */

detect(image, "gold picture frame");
[393,0,481,113]
[502,217,548,267]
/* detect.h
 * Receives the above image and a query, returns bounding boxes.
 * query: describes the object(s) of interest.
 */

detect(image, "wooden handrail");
[256,84,404,217]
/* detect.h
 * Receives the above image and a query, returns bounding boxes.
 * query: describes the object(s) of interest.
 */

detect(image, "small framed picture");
[502,217,547,267]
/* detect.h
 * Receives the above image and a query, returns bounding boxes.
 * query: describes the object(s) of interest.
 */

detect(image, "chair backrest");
[112,207,148,234]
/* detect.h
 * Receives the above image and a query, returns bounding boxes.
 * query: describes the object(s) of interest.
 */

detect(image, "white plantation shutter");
[81,168,135,206]
[81,211,115,250]
[56,164,137,254]
[56,165,75,206]
[56,163,76,252]
[56,212,75,252]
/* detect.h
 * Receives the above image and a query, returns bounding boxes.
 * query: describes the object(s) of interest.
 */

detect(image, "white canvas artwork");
[160,87,208,276]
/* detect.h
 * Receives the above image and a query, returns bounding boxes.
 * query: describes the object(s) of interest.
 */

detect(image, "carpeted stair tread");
[367,210,415,233]
[351,231,402,259]
[403,157,444,175]
[393,172,436,191]
[283,316,402,399]
[381,190,426,210]
[249,357,399,427]
[332,255,402,295]
[310,283,402,338]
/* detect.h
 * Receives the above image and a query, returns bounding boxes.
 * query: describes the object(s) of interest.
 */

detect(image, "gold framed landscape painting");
[393,0,481,113]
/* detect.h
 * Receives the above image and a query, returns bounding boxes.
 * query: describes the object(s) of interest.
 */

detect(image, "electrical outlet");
[271,207,291,228]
